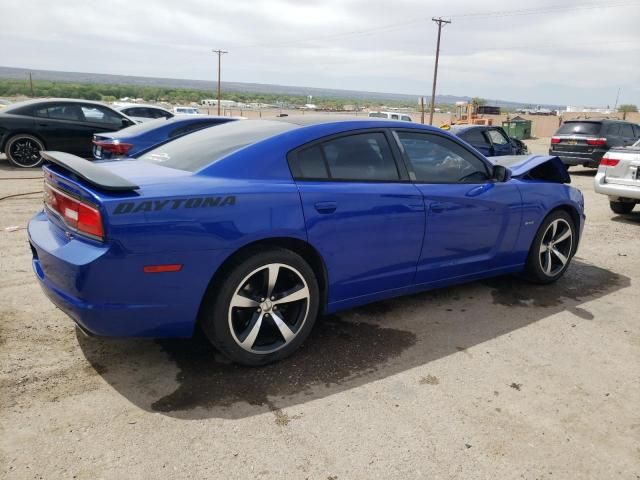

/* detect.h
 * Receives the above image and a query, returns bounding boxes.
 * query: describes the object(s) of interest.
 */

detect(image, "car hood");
[489,154,570,183]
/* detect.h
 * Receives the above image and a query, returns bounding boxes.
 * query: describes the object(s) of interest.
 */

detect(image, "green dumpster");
[502,116,532,140]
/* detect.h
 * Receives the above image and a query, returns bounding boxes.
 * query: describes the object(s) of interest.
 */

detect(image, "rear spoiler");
[41,151,139,191]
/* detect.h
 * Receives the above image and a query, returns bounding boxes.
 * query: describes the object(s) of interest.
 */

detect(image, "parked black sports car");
[0,98,135,167]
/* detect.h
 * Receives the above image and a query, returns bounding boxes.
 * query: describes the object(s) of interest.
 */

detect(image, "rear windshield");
[556,122,602,135]
[138,120,297,171]
[117,117,170,134]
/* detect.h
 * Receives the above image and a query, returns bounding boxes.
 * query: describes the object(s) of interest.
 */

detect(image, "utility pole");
[429,17,451,125]
[29,72,34,97]
[212,49,228,116]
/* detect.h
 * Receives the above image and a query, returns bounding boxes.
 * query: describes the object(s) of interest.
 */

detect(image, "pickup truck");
[594,139,640,214]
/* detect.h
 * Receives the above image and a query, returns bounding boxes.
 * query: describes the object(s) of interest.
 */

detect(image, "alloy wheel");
[228,263,311,354]
[538,218,573,277]
[9,137,44,167]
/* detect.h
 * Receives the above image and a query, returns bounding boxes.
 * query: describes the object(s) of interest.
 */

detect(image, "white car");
[368,111,412,122]
[173,106,201,115]
[594,139,640,214]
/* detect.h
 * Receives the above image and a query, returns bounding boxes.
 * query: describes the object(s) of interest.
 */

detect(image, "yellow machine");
[440,100,493,129]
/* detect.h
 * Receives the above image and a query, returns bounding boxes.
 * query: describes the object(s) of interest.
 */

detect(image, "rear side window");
[607,123,621,136]
[487,129,509,145]
[291,132,400,181]
[556,122,602,135]
[620,124,634,138]
[139,120,297,171]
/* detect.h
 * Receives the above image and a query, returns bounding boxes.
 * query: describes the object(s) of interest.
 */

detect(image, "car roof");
[4,97,109,110]
[273,114,416,126]
[447,124,490,134]
[116,103,171,110]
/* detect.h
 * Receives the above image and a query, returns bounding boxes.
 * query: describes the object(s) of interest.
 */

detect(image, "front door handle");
[314,201,337,214]
[430,202,446,213]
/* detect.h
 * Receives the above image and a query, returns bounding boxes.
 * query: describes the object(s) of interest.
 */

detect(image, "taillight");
[600,156,620,167]
[586,138,607,147]
[550,137,561,144]
[43,182,104,241]
[93,140,133,156]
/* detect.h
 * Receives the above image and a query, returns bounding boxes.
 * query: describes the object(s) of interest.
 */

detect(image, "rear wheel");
[524,210,576,284]
[5,134,45,168]
[200,248,320,366]
[609,201,635,214]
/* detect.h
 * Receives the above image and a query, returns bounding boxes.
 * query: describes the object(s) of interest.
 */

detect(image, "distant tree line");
[0,79,425,110]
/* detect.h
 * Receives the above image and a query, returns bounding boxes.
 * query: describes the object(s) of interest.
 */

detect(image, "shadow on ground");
[568,168,597,177]
[611,211,640,225]
[78,259,629,419]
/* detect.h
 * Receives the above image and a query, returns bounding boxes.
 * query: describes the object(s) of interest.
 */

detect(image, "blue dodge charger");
[29,117,585,365]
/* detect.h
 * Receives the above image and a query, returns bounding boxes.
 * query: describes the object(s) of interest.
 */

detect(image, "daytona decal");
[113,196,236,214]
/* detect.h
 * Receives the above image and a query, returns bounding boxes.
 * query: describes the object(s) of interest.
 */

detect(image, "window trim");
[287,128,411,183]
[391,128,493,184]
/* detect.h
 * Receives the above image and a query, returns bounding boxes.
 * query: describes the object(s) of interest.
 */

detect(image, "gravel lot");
[1,140,639,479]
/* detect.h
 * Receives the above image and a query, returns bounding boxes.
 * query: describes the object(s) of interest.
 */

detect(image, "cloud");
[1,0,638,105]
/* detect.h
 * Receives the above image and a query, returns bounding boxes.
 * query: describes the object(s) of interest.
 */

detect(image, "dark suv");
[549,119,640,168]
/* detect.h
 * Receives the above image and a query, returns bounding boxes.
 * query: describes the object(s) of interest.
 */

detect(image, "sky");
[1,0,639,107]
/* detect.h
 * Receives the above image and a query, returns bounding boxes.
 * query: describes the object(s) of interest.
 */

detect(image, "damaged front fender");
[490,155,570,183]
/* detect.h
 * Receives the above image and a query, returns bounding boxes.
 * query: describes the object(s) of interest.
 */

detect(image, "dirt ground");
[1,140,639,480]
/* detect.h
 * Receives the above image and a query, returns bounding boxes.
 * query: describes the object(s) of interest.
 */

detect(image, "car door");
[460,128,494,156]
[32,103,96,154]
[288,130,425,307]
[486,128,514,156]
[393,130,522,285]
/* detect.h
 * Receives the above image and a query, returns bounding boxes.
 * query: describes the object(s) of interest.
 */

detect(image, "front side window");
[396,131,489,183]
[487,129,509,145]
[81,105,123,125]
[292,132,400,181]
[461,129,490,146]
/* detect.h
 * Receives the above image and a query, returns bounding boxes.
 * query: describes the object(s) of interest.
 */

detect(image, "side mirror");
[492,164,511,182]
[122,118,134,127]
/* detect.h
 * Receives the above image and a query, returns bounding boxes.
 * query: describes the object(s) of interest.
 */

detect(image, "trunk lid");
[41,151,192,243]
[601,146,640,186]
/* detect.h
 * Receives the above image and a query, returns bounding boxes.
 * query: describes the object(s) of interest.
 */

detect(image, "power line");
[231,1,639,50]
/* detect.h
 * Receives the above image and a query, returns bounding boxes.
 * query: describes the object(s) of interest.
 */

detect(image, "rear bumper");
[594,172,640,200]
[28,211,227,338]
[549,149,605,168]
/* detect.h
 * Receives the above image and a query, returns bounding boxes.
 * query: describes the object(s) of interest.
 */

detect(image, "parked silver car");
[594,138,640,214]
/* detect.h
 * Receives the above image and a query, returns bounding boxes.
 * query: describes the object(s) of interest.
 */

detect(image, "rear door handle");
[314,201,337,214]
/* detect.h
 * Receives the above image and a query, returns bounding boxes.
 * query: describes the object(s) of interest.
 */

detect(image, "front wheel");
[5,134,45,168]
[523,210,576,284]
[200,248,320,366]
[609,201,635,214]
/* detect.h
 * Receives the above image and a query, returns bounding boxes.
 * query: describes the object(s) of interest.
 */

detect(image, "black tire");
[523,210,576,284]
[200,247,320,366]
[609,201,635,214]
[4,134,45,168]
